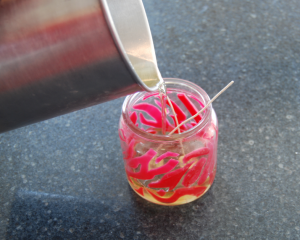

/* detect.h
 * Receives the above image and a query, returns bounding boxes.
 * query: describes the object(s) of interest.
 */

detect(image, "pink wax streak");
[135,187,144,196]
[134,103,162,126]
[148,162,193,190]
[146,129,157,134]
[166,99,187,123]
[182,157,207,187]
[154,99,162,108]
[123,139,136,160]
[118,129,126,142]
[194,144,215,185]
[147,186,207,203]
[191,122,197,127]
[127,149,157,168]
[139,113,160,128]
[119,121,135,145]
[157,190,167,196]
[177,93,202,123]
[160,93,167,135]
[166,98,188,133]
[134,103,173,131]
[182,147,210,163]
[126,149,179,180]
[130,112,138,125]
[155,152,179,164]
[197,167,209,185]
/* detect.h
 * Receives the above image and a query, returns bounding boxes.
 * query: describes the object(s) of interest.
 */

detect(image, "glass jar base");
[128,171,216,206]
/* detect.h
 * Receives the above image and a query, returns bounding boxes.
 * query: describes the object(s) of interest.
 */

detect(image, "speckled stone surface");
[1,0,300,239]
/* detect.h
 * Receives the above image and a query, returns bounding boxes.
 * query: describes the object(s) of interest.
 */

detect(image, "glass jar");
[119,78,218,206]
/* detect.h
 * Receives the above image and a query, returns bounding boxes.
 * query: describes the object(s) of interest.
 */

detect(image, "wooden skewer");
[168,81,234,136]
[166,95,185,154]
[166,96,181,134]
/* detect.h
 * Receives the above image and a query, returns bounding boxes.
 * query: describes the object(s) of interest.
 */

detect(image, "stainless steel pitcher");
[0,0,163,133]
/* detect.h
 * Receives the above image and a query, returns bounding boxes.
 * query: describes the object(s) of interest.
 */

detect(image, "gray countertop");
[1,0,300,239]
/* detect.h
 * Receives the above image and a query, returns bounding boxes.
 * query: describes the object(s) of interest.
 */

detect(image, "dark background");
[1,0,300,239]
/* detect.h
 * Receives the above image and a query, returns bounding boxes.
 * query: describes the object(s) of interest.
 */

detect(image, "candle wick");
[168,81,234,136]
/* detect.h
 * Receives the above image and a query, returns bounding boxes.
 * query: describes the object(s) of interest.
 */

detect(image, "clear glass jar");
[119,78,218,206]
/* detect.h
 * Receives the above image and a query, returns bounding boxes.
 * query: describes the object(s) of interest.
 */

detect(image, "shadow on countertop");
[6,185,216,240]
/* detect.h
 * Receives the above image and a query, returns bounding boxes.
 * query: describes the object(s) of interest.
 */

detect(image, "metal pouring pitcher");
[0,0,163,133]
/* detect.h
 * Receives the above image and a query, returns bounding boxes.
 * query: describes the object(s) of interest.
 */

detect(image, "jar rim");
[122,78,212,142]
